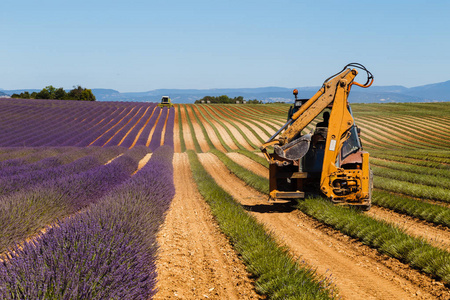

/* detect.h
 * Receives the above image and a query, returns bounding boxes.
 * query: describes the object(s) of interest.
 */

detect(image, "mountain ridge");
[1,80,449,103]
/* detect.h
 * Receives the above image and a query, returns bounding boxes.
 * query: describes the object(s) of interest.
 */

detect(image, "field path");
[185,105,209,152]
[197,153,449,300]
[173,107,181,152]
[203,106,254,150]
[226,152,268,179]
[367,206,450,251]
[179,105,195,150]
[154,153,263,300]
[196,106,239,151]
[192,105,227,152]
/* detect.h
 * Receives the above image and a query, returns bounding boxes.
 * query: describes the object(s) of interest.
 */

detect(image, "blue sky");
[1,0,449,92]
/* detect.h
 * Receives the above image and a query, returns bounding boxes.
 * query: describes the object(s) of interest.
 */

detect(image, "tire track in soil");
[198,153,449,300]
[154,153,263,300]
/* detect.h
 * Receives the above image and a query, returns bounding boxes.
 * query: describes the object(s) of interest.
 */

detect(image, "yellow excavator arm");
[261,63,373,210]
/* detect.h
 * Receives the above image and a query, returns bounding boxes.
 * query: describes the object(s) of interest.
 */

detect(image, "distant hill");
[1,81,449,103]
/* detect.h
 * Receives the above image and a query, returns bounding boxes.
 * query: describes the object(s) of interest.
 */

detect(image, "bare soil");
[367,206,450,251]
[196,106,240,151]
[154,153,264,300]
[196,153,450,299]
[226,152,268,179]
[146,109,163,147]
[192,106,227,152]
[203,107,254,150]
[220,107,271,141]
[185,105,210,152]
[173,107,181,153]
[179,106,195,151]
[213,108,263,147]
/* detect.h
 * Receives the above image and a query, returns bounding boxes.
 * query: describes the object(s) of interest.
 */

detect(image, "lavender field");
[0,99,175,299]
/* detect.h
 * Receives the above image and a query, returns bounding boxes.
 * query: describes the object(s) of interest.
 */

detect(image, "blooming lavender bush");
[0,147,98,177]
[0,147,126,197]
[120,105,157,148]
[163,107,175,147]
[0,147,67,168]
[0,146,148,253]
[135,107,161,146]
[0,146,175,300]
[148,108,168,151]
[90,109,143,147]
[103,108,148,147]
[0,99,160,147]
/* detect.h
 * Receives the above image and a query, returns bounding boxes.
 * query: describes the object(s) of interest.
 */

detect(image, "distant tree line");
[11,85,96,101]
[194,95,262,104]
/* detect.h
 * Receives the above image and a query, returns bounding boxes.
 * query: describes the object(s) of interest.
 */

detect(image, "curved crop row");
[218,148,450,284]
[187,150,335,299]
[0,100,174,148]
[0,146,150,254]
[0,146,175,300]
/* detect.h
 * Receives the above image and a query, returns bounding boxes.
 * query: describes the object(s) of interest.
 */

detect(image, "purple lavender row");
[0,147,115,178]
[71,107,132,147]
[119,104,157,148]
[0,145,174,299]
[43,107,119,146]
[0,147,70,169]
[0,106,54,144]
[0,146,149,254]
[0,101,51,125]
[0,148,41,163]
[28,106,107,147]
[38,106,124,147]
[163,107,175,147]
[148,107,168,151]
[9,106,99,147]
[0,147,126,197]
[0,106,81,146]
[89,107,146,147]
[103,107,149,147]
[134,106,162,146]
[2,101,139,145]
[0,100,151,147]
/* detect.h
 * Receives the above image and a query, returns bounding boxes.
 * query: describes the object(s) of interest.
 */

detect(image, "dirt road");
[154,153,263,299]
[197,152,449,299]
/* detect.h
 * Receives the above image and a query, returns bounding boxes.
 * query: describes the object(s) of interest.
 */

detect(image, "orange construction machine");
[260,63,374,210]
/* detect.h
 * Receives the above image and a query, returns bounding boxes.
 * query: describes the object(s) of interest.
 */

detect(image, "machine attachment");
[260,63,373,210]
[274,134,311,161]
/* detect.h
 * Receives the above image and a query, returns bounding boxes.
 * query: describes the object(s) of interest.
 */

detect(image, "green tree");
[54,88,66,99]
[80,89,95,101]
[67,86,95,101]
[35,88,51,99]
